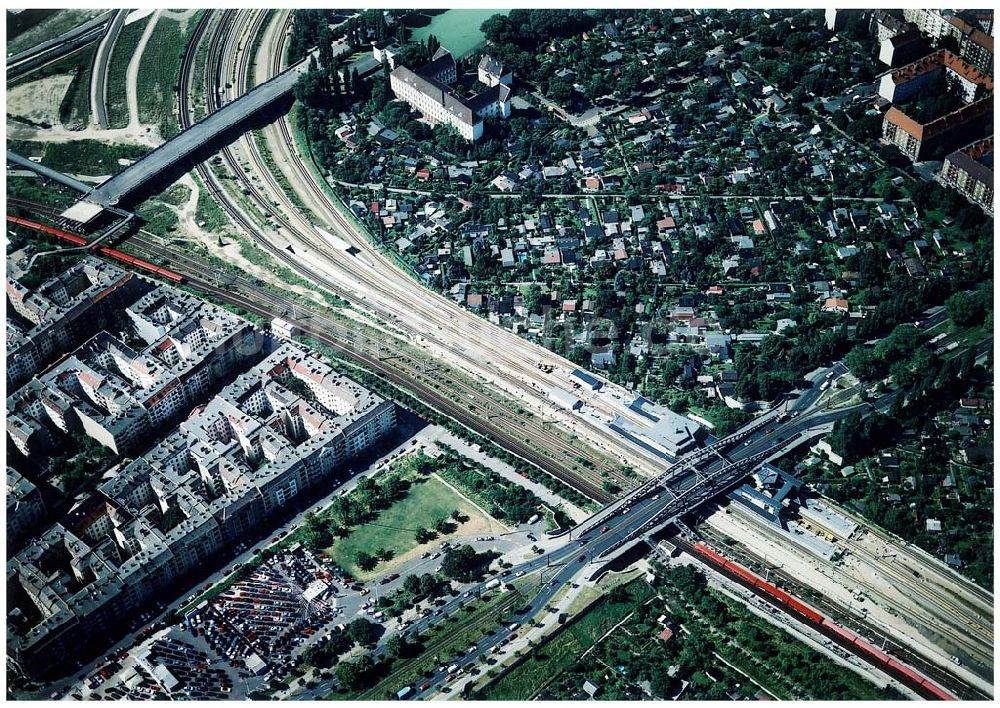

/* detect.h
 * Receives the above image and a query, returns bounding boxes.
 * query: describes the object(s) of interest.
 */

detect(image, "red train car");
[921,680,956,701]
[786,597,824,624]
[887,659,927,687]
[821,618,859,646]
[857,640,894,667]
[94,247,184,282]
[6,215,87,246]
[692,542,729,567]
[760,582,793,606]
[7,215,184,283]
[692,542,956,701]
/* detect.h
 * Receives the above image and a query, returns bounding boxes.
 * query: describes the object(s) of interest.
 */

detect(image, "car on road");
[578,554,586,563]
[600,525,610,534]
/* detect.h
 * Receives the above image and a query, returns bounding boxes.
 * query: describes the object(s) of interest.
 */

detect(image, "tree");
[414,527,436,544]
[301,511,332,550]
[347,617,377,647]
[335,653,377,690]
[403,574,422,596]
[385,634,402,657]
[441,545,493,582]
[946,290,988,327]
[356,551,377,572]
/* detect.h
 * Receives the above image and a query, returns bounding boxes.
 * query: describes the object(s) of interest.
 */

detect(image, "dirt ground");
[7,74,74,127]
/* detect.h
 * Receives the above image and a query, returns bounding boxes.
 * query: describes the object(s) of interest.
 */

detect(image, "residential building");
[477,54,511,87]
[7,287,257,457]
[5,258,152,390]
[940,137,995,214]
[7,341,396,676]
[880,51,993,161]
[7,468,46,553]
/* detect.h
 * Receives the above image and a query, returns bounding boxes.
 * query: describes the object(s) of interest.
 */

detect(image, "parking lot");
[183,546,343,676]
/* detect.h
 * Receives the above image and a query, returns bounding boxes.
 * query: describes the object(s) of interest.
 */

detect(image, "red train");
[6,215,184,283]
[692,542,956,700]
[7,214,87,246]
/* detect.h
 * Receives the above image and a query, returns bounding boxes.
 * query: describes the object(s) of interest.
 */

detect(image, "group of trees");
[299,473,411,551]
[355,547,394,572]
[301,617,378,673]
[431,449,544,524]
[827,411,901,464]
[294,58,364,113]
[49,430,116,494]
[440,544,496,582]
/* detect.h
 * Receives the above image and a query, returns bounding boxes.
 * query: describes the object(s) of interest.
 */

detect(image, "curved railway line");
[165,9,622,504]
[233,10,670,478]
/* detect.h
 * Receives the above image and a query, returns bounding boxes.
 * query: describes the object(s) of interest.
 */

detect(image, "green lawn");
[59,45,99,129]
[325,475,495,579]
[136,13,202,138]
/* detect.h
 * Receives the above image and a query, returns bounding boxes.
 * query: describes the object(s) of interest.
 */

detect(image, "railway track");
[167,9,629,503]
[248,11,668,476]
[696,523,991,700]
[796,510,992,664]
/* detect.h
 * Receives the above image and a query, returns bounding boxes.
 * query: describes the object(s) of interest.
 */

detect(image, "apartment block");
[7,339,396,676]
[7,287,257,458]
[941,137,995,214]
[5,258,152,390]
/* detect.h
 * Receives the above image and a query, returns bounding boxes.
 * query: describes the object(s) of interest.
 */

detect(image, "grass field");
[326,475,497,579]
[105,16,150,128]
[195,183,231,233]
[59,45,99,129]
[159,183,191,207]
[136,13,202,138]
[8,139,151,177]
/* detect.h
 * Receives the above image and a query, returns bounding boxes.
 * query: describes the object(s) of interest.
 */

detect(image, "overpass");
[61,58,308,222]
[7,11,113,79]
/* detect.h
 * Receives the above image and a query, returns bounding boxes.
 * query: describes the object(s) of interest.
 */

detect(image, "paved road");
[298,368,871,699]
[7,11,112,79]
[90,9,128,129]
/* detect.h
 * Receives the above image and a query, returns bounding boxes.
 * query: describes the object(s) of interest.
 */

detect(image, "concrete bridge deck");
[81,59,307,210]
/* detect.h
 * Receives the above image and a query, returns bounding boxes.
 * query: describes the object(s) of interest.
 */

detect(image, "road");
[89,9,127,129]
[7,11,112,80]
[296,380,866,699]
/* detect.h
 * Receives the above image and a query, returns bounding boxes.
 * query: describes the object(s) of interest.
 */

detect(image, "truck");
[396,686,413,700]
[447,664,460,674]
[819,380,831,391]
[527,514,541,525]
[484,578,501,590]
